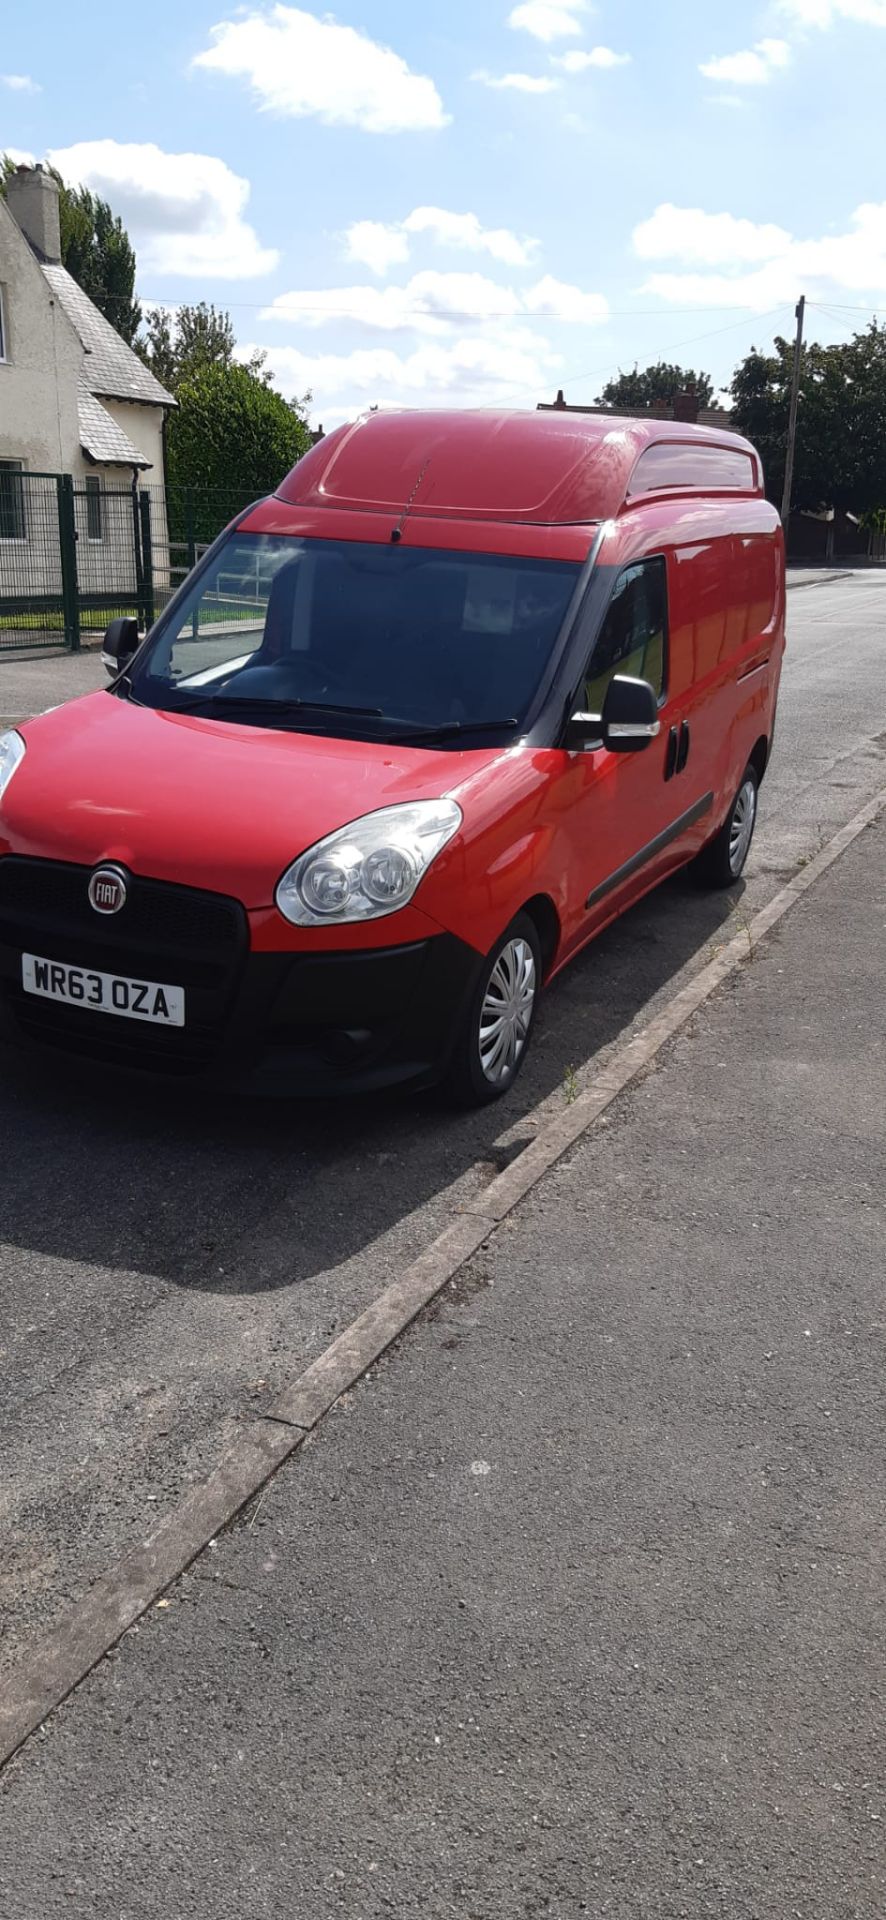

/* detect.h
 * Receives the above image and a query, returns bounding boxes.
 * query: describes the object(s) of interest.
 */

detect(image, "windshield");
[127,534,581,745]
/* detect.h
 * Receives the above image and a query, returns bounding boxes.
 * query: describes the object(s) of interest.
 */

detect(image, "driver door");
[557,556,687,958]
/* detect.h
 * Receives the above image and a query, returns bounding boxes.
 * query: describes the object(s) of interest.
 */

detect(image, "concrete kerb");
[2,781,885,1771]
[786,571,855,592]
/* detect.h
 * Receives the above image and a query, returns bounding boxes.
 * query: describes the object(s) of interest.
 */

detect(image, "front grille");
[0,858,243,961]
[0,856,248,1073]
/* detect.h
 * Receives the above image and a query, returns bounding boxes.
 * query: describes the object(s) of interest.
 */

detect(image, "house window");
[0,460,26,542]
[85,474,104,541]
[0,284,7,362]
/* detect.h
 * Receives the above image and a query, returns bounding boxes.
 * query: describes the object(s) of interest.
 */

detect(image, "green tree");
[138,300,273,390]
[2,154,141,344]
[731,322,886,514]
[166,364,312,532]
[597,361,715,410]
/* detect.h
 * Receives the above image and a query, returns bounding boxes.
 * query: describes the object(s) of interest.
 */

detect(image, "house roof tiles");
[77,385,153,468]
[42,264,175,408]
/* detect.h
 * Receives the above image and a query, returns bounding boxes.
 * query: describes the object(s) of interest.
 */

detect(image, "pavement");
[1,749,884,1917]
[784,564,861,590]
[0,646,107,732]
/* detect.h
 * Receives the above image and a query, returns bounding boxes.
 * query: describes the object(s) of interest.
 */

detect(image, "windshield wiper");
[168,695,385,721]
[391,717,520,744]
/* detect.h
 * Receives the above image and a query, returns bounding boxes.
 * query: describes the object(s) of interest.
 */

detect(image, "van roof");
[275,407,764,529]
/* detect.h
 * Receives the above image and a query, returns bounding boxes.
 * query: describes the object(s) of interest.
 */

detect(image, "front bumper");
[0,856,483,1095]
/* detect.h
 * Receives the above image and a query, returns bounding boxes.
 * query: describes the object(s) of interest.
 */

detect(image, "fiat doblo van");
[0,408,784,1104]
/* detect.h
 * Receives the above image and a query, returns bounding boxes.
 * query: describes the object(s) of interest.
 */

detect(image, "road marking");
[2,781,885,1771]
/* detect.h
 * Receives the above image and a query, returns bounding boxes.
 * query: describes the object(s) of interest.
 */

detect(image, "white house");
[0,163,174,605]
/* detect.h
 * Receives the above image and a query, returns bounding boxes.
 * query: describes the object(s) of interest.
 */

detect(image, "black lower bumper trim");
[0,932,485,1097]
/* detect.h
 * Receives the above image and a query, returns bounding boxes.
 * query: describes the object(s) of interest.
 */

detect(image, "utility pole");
[780,294,806,527]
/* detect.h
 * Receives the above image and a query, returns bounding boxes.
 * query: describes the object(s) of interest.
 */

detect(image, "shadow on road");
[0,875,740,1292]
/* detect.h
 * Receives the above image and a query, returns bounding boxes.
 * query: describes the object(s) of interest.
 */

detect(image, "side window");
[84,475,104,542]
[583,557,667,712]
[0,459,26,541]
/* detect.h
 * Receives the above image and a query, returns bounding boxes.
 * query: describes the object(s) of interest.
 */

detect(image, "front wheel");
[693,765,759,889]
[444,912,541,1107]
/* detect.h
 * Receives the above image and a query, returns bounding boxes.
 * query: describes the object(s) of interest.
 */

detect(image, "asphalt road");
[1,717,883,1919]
[0,573,884,1683]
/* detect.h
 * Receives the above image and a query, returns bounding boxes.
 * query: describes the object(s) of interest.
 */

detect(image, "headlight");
[0,731,25,806]
[276,799,463,927]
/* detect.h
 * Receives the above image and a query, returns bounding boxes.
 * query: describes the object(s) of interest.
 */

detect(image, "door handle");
[664,725,679,781]
[676,722,690,773]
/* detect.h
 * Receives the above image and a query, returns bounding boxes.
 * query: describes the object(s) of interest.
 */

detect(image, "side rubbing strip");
[586,792,714,911]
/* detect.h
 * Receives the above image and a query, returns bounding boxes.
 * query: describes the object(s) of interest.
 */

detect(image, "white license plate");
[22,953,185,1027]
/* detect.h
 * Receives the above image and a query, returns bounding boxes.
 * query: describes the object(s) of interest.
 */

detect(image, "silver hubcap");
[729,777,757,875]
[479,937,537,1084]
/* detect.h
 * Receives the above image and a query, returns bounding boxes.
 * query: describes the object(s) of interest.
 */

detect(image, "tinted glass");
[130,533,580,744]
[583,558,667,710]
[629,443,757,496]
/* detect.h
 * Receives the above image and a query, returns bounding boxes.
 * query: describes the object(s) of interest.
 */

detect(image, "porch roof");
[78,387,153,470]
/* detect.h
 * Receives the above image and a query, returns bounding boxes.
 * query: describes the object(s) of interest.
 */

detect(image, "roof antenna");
[392,456,432,543]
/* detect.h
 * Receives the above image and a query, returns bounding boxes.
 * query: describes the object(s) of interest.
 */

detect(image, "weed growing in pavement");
[563,1063,579,1104]
[730,899,755,960]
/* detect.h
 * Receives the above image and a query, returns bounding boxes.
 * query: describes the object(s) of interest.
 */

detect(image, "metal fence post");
[131,475,147,631]
[185,488,196,573]
[138,491,155,631]
[56,474,80,653]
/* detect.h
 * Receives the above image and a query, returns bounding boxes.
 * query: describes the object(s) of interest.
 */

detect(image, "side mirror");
[102,616,139,678]
[600,674,660,753]
[564,710,603,751]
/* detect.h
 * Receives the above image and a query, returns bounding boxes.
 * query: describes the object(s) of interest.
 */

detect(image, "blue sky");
[3,0,886,425]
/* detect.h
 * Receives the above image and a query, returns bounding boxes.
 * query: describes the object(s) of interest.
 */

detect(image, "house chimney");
[672,389,700,426]
[6,163,62,264]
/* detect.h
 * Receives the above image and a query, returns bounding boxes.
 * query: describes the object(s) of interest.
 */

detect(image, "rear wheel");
[693,765,759,889]
[445,912,541,1107]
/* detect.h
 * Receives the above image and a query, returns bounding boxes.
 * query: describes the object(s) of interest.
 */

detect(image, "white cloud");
[48,140,278,279]
[263,272,523,335]
[473,70,561,91]
[509,1,591,41]
[403,207,539,266]
[262,269,608,333]
[778,0,886,23]
[243,329,562,424]
[193,5,448,134]
[634,204,793,265]
[1,74,40,93]
[634,198,886,308]
[345,221,412,277]
[699,39,791,84]
[524,274,609,322]
[345,207,539,275]
[2,146,36,166]
[553,47,631,69]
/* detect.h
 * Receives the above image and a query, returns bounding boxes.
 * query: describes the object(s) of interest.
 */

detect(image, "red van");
[0,409,784,1104]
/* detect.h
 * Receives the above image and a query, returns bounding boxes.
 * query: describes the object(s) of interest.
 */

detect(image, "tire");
[444,912,542,1107]
[693,764,759,889]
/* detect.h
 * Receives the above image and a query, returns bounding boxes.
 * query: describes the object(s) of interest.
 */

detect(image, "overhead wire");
[546,304,794,402]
